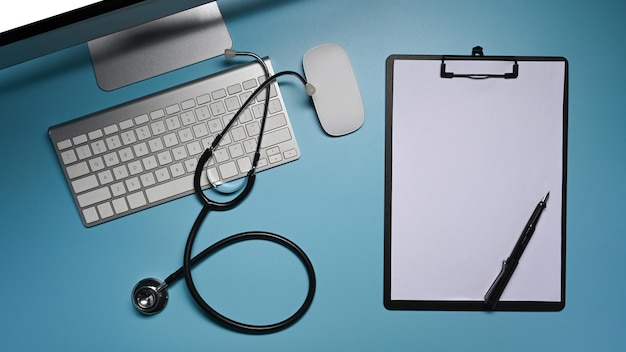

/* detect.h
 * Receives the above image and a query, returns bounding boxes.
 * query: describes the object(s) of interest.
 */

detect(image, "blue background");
[1,0,625,350]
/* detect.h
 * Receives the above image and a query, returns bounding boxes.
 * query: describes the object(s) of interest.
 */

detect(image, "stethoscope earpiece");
[132,278,169,315]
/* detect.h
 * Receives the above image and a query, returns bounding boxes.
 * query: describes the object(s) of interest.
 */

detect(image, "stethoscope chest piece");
[132,278,169,315]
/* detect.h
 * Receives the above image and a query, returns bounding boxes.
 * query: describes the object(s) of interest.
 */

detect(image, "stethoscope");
[132,49,317,334]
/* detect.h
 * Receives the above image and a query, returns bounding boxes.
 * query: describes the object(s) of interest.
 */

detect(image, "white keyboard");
[49,59,300,227]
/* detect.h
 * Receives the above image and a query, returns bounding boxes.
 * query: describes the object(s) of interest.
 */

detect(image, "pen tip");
[543,191,550,203]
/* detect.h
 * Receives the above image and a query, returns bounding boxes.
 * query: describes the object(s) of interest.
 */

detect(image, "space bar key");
[145,174,208,203]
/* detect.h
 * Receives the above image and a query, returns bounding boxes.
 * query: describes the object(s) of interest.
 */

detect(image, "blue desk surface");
[2,0,625,350]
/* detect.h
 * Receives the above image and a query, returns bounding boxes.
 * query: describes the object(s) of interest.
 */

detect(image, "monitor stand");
[88,2,232,91]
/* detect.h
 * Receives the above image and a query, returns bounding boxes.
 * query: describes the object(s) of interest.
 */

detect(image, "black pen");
[484,192,550,310]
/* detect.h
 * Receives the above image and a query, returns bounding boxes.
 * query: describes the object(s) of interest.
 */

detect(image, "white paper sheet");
[389,59,565,304]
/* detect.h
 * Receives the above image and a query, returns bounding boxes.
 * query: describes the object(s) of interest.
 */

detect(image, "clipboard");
[384,49,567,311]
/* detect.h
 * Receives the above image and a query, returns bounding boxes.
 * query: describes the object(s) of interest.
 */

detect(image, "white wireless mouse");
[303,44,364,136]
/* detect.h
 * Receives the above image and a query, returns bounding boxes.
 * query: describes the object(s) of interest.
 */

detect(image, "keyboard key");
[88,129,103,140]
[148,138,164,152]
[261,128,292,148]
[151,121,166,135]
[97,202,114,219]
[196,106,211,120]
[76,145,92,160]
[228,143,244,158]
[212,88,226,100]
[219,161,238,179]
[246,122,260,136]
[104,124,119,135]
[228,83,242,95]
[181,111,196,125]
[111,182,126,197]
[72,175,98,193]
[140,172,156,187]
[265,113,287,131]
[239,108,253,123]
[269,154,283,164]
[105,135,122,150]
[240,91,253,104]
[133,142,149,157]
[89,157,105,172]
[243,78,258,90]
[172,146,188,161]
[184,158,198,173]
[119,119,134,130]
[155,168,170,182]
[127,191,147,209]
[157,150,173,165]
[284,148,298,159]
[91,140,107,155]
[214,148,228,163]
[270,100,283,114]
[57,139,72,150]
[60,149,78,165]
[237,156,252,173]
[197,94,211,105]
[66,162,90,179]
[150,109,165,120]
[165,116,181,130]
[192,123,209,138]
[163,133,178,148]
[231,126,246,142]
[170,163,185,177]
[251,104,265,118]
[142,155,158,170]
[135,114,149,125]
[136,126,151,140]
[128,160,143,175]
[178,128,193,143]
[121,131,137,145]
[266,147,280,157]
[210,101,226,116]
[181,99,196,110]
[112,165,129,180]
[112,198,129,214]
[243,139,257,154]
[119,147,134,162]
[77,186,111,207]
[98,169,114,184]
[73,134,88,145]
[187,141,202,156]
[166,104,180,115]
[145,173,208,203]
[125,177,141,192]
[104,152,120,167]
[83,207,99,223]
[225,96,240,112]
[207,118,224,133]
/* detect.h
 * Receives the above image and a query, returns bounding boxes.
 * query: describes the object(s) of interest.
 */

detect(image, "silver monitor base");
[88,2,232,91]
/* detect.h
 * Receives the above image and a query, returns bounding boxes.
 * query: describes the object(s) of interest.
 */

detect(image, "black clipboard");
[384,50,567,311]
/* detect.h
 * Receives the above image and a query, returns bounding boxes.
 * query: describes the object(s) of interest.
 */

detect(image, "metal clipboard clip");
[440,46,519,79]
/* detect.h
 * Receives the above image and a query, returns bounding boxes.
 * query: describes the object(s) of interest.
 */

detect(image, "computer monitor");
[0,0,232,90]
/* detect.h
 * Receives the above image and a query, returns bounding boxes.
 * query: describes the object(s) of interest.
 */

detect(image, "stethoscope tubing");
[176,205,317,334]
[145,55,317,334]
